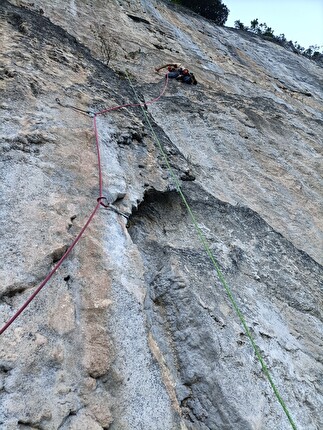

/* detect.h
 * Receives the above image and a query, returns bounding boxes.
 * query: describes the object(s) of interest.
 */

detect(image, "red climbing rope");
[0,74,169,335]
[0,202,101,335]
[96,73,169,116]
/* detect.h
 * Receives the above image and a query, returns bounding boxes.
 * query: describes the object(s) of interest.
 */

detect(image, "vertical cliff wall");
[1,1,322,429]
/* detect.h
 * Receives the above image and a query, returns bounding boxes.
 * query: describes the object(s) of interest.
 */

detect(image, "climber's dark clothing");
[176,72,197,85]
[168,69,182,78]
[155,64,197,84]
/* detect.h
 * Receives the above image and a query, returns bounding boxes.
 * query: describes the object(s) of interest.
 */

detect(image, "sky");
[224,0,323,49]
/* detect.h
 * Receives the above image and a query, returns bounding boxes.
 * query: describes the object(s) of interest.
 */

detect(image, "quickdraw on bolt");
[56,98,94,116]
[97,197,129,219]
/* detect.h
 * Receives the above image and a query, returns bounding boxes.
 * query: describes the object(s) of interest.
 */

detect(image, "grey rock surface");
[0,0,322,429]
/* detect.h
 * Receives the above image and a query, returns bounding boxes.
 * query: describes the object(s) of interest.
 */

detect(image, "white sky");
[224,0,323,49]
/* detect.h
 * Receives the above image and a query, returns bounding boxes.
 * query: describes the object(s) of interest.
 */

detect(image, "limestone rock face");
[0,1,322,429]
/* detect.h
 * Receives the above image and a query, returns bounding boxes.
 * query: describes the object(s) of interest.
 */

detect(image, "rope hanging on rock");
[1,71,297,430]
[125,71,298,430]
[0,75,169,336]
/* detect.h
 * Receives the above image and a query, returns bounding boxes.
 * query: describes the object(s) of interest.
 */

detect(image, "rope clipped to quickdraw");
[97,197,129,219]
[0,76,169,336]
[55,98,95,116]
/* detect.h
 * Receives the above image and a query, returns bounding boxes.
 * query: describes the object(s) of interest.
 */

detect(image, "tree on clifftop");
[171,0,229,25]
[234,18,323,65]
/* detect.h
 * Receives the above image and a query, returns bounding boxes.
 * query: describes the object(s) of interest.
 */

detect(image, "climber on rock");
[155,63,182,78]
[176,68,198,85]
[155,64,197,84]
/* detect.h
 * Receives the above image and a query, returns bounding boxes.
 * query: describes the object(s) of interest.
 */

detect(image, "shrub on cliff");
[170,0,229,25]
[234,18,323,65]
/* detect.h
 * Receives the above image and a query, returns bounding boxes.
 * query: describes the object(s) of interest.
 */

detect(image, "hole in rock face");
[127,188,180,232]
[136,187,178,207]
[6,286,27,298]
[0,364,12,374]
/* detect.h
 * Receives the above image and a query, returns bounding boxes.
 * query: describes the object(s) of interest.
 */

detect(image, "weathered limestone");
[1,0,322,429]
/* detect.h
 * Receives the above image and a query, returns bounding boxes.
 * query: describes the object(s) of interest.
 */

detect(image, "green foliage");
[247,19,274,38]
[234,18,323,64]
[234,20,245,30]
[170,0,229,26]
[250,18,259,31]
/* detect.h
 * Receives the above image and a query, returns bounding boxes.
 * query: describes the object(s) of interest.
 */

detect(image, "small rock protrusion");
[51,245,69,263]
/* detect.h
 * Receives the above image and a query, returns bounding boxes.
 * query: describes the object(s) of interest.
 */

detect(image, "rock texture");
[0,0,322,429]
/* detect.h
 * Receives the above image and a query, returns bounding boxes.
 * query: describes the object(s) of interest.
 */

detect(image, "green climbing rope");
[126,71,298,430]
